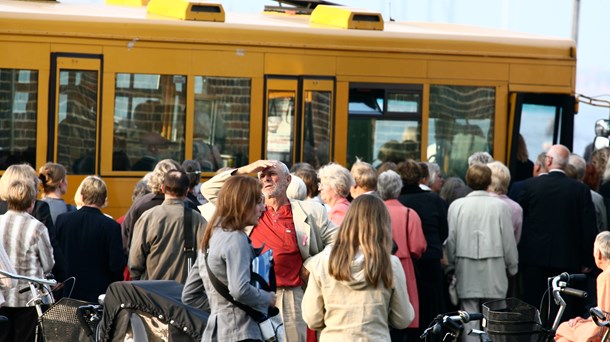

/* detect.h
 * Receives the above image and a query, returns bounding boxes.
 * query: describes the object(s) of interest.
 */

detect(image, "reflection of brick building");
[57,71,99,174]
[0,69,38,169]
[305,91,331,169]
[200,77,251,167]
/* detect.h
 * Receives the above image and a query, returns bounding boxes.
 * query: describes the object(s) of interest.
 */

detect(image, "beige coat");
[302,251,414,341]
[447,191,518,299]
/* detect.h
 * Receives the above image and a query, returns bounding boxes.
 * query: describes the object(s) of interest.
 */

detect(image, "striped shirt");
[0,210,54,307]
[0,242,17,306]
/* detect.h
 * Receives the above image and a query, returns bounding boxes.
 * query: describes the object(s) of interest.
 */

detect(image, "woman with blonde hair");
[39,162,76,224]
[199,175,276,341]
[0,164,66,282]
[302,195,414,341]
[0,179,54,342]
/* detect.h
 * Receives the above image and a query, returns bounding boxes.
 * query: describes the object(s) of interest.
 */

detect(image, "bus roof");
[0,0,575,60]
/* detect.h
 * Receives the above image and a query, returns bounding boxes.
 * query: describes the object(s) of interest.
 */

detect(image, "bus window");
[267,91,295,166]
[265,79,299,167]
[0,69,38,169]
[193,76,250,172]
[57,68,98,174]
[347,85,422,168]
[428,85,495,178]
[520,104,560,159]
[302,79,333,169]
[113,73,186,171]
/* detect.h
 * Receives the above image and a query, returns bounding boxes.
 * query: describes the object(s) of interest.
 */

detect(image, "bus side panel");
[337,56,427,78]
[264,53,336,76]
[428,60,509,81]
[510,64,574,88]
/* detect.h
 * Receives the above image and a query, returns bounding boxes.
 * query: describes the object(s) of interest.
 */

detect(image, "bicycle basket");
[482,298,544,342]
[41,298,95,342]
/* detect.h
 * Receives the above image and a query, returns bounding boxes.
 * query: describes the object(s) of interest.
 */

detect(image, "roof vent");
[310,5,383,30]
[147,0,225,22]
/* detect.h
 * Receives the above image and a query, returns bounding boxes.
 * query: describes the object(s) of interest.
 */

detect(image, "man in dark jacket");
[518,144,597,322]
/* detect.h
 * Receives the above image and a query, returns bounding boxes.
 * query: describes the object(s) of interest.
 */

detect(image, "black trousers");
[0,306,38,342]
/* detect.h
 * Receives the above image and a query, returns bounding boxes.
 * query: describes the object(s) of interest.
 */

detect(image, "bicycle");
[0,267,109,342]
[420,272,589,341]
[0,268,57,341]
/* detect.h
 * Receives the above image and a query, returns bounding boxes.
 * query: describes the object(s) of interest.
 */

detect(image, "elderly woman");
[318,163,355,226]
[0,179,54,342]
[378,170,427,334]
[447,163,518,342]
[0,164,65,282]
[487,161,523,243]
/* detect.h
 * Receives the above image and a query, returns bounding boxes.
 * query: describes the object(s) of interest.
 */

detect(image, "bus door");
[264,77,334,169]
[509,93,576,175]
[49,54,102,175]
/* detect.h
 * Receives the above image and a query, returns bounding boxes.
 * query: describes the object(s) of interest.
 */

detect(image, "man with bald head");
[518,144,597,322]
[201,160,338,342]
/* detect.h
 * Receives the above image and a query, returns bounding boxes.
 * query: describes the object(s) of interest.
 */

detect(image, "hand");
[268,291,277,307]
[300,266,310,286]
[51,281,65,292]
[567,317,586,327]
[237,160,276,175]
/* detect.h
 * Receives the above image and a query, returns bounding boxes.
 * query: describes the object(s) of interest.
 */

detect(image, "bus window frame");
[49,53,103,174]
[508,92,576,175]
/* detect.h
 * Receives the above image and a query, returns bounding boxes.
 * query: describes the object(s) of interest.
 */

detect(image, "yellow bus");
[0,0,577,217]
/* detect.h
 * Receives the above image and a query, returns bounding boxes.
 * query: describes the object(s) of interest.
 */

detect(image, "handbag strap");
[184,205,195,269]
[204,251,266,322]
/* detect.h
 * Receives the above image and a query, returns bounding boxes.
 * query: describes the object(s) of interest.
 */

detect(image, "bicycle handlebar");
[0,269,57,287]
[557,273,587,282]
[421,311,483,339]
[560,287,588,298]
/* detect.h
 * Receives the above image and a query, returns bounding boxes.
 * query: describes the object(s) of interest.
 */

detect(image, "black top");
[397,184,449,260]
[56,206,126,302]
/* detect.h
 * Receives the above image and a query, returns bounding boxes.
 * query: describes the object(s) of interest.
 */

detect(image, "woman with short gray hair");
[318,163,354,226]
[378,170,427,334]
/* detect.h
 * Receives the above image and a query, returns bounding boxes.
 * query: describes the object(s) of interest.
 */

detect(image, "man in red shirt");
[201,160,338,342]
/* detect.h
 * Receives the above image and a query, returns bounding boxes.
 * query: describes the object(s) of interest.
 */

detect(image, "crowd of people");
[1,142,610,341]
